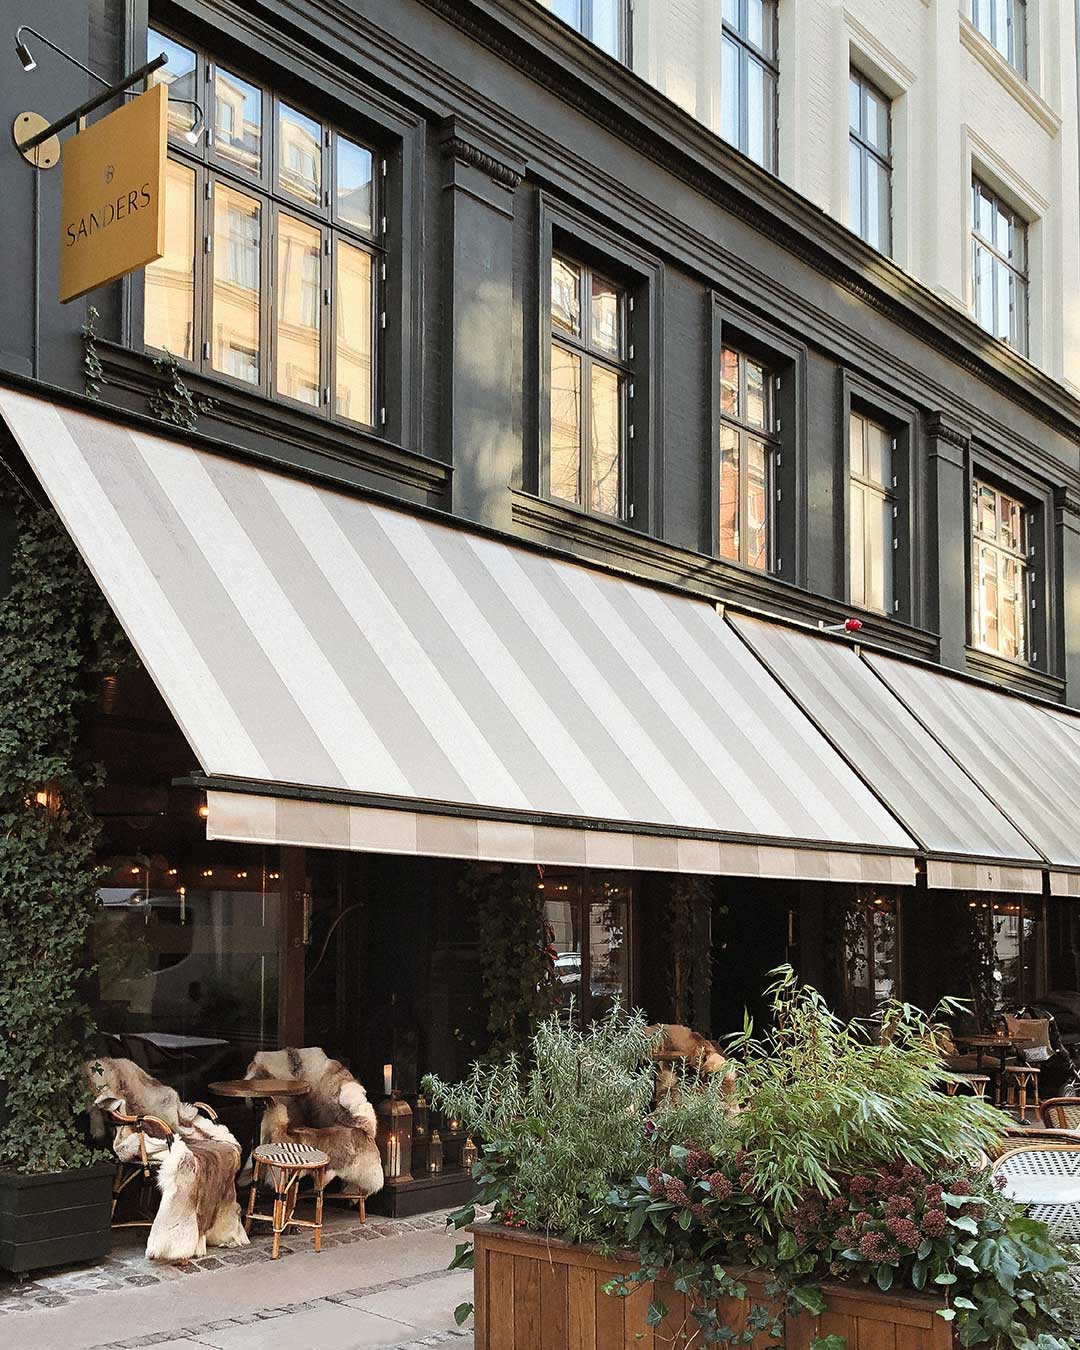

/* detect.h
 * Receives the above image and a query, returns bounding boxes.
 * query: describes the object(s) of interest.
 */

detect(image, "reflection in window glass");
[215,69,262,174]
[336,137,373,233]
[542,873,632,1024]
[971,477,1030,662]
[550,345,582,505]
[213,185,261,385]
[721,0,777,171]
[145,159,196,361]
[849,411,895,614]
[148,29,197,136]
[551,258,581,336]
[972,179,1028,353]
[334,240,373,425]
[277,214,321,407]
[590,275,621,356]
[550,0,623,59]
[590,365,621,517]
[279,103,322,206]
[849,69,892,254]
[718,345,778,570]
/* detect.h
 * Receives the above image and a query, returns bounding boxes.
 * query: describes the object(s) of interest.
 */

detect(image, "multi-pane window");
[848,70,891,255]
[721,0,778,173]
[144,29,381,428]
[548,256,629,518]
[971,0,1026,75]
[849,411,896,614]
[549,0,627,60]
[971,478,1032,662]
[842,891,900,1020]
[972,179,1028,355]
[718,347,779,571]
[542,871,634,1026]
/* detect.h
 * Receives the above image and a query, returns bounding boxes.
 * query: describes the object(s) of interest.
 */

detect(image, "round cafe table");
[209,1077,311,1163]
[953,1035,1035,1106]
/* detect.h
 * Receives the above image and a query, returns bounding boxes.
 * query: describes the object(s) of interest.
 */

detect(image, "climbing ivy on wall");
[461,862,559,1062]
[664,875,719,1030]
[0,488,128,1172]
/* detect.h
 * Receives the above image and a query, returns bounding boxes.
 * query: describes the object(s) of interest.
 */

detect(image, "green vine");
[148,351,214,431]
[81,305,106,401]
[953,895,997,1031]
[461,862,559,1061]
[664,875,719,1029]
[0,491,129,1172]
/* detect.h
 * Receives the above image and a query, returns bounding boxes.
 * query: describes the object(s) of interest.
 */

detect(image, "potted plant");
[0,496,121,1273]
[426,970,1080,1349]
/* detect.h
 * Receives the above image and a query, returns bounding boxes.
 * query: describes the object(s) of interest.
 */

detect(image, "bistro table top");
[208,1077,311,1099]
[955,1034,1035,1048]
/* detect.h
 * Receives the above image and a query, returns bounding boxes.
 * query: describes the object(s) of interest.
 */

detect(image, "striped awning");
[864,651,1080,888]
[0,388,916,883]
[729,615,1046,891]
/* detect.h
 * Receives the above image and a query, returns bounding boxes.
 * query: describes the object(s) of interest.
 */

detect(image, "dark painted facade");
[2,0,1079,705]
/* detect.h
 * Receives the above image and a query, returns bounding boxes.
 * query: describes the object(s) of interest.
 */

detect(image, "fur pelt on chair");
[85,1057,249,1261]
[245,1048,383,1201]
[646,1024,738,1106]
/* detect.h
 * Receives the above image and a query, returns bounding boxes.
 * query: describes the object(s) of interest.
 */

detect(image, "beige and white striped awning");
[0,388,917,883]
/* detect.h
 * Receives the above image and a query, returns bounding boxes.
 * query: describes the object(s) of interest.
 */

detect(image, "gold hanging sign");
[58,82,167,304]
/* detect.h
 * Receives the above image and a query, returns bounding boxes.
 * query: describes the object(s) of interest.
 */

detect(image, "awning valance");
[0,388,916,883]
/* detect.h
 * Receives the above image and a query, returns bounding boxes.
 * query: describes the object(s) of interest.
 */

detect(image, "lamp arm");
[15,26,112,87]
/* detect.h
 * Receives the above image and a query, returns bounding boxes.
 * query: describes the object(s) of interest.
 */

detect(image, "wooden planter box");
[0,1162,114,1274]
[471,1223,953,1350]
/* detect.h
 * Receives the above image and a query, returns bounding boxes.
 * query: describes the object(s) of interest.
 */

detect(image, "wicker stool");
[245,1141,330,1259]
[1003,1065,1041,1124]
[945,1073,991,1099]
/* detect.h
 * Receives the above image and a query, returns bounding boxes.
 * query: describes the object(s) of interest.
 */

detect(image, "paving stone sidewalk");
[2,1204,478,1350]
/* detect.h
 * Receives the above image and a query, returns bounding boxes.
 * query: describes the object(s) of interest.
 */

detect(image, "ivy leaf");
[646,1300,667,1327]
[936,1309,956,1323]
[810,1337,846,1350]
[454,1302,473,1327]
[789,1284,827,1316]
[448,1242,474,1271]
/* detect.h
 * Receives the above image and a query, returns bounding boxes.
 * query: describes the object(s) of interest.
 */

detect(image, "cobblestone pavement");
[0,1207,455,1317]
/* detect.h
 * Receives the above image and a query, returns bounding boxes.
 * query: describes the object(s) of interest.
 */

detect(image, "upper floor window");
[972,179,1028,356]
[848,70,891,255]
[849,411,896,614]
[721,0,778,173]
[971,478,1031,663]
[549,0,627,61]
[718,346,779,571]
[144,29,381,428]
[548,256,630,518]
[971,0,1026,76]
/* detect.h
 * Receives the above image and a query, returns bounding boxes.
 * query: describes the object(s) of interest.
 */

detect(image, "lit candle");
[383,1063,393,1096]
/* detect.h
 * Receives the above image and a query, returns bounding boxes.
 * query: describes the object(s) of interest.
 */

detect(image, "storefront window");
[541,871,633,1024]
[843,889,900,1019]
[967,895,1046,1010]
[93,852,281,1101]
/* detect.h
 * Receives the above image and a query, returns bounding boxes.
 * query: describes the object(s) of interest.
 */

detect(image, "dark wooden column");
[925,413,971,670]
[439,116,525,532]
[278,846,308,1047]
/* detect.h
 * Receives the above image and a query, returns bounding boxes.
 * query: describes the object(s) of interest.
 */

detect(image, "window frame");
[971,0,1027,77]
[549,0,630,63]
[721,0,779,173]
[847,408,898,616]
[547,255,632,519]
[848,67,892,256]
[971,177,1029,356]
[540,869,636,1027]
[142,25,387,434]
[716,346,781,573]
[536,196,663,534]
[969,474,1035,665]
[710,298,806,585]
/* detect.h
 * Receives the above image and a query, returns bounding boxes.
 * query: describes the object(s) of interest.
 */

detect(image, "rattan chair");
[103,1098,219,1229]
[993,1145,1080,1243]
[1041,1097,1080,1130]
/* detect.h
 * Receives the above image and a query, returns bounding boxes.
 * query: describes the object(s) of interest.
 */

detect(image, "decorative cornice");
[958,17,1061,138]
[438,115,526,189]
[925,414,971,453]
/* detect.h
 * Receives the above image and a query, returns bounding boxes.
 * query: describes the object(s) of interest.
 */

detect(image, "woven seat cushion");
[254,1141,329,1169]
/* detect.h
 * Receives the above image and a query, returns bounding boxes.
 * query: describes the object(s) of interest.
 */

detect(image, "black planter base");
[366,1165,476,1218]
[0,1162,114,1274]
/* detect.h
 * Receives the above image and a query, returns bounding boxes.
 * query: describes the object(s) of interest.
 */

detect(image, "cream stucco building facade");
[542,0,1080,393]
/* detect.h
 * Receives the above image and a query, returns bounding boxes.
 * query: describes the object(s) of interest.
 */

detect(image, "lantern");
[412,1092,429,1140]
[461,1134,478,1170]
[375,1091,413,1184]
[428,1128,443,1174]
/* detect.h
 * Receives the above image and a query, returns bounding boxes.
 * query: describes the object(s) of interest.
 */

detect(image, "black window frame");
[848,67,892,256]
[964,445,1055,678]
[536,196,663,534]
[971,0,1027,77]
[721,0,779,174]
[710,298,805,584]
[840,374,918,626]
[971,177,1030,357]
[540,869,637,1027]
[716,346,781,573]
[142,26,384,429]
